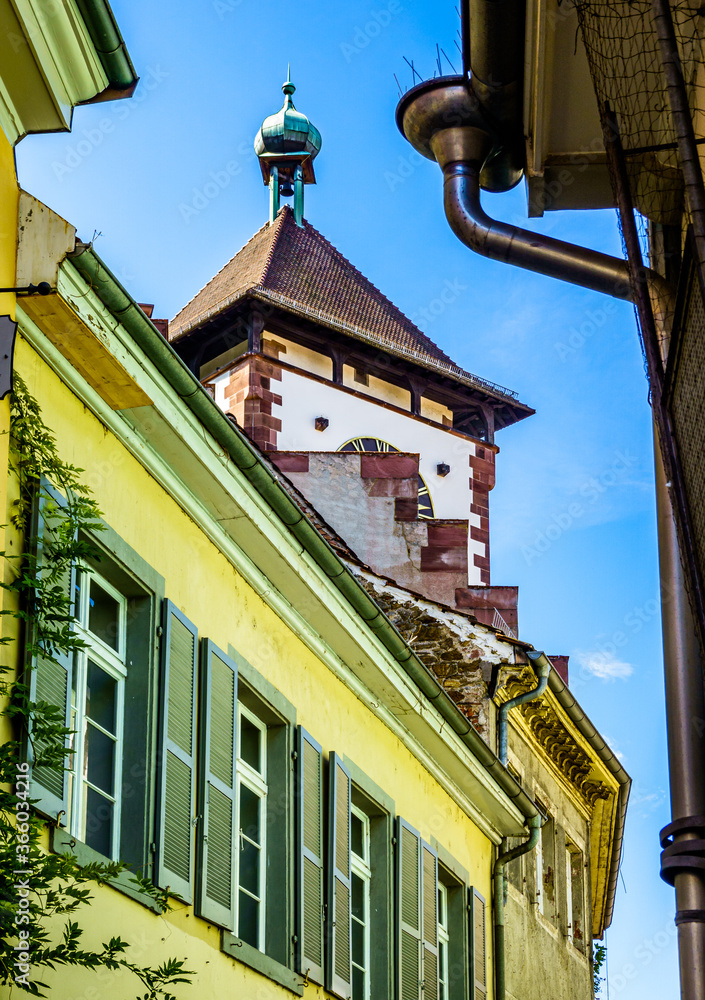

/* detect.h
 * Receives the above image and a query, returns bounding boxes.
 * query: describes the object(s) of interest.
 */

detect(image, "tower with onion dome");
[254,69,322,226]
[167,74,534,630]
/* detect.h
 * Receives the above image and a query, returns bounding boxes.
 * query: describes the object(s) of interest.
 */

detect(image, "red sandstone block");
[395,498,418,521]
[360,455,419,479]
[420,546,468,572]
[367,478,417,498]
[455,586,518,611]
[473,553,490,571]
[471,502,489,517]
[253,359,282,380]
[481,569,491,585]
[469,453,494,471]
[549,655,569,684]
[470,526,489,544]
[271,452,310,473]
[427,522,468,547]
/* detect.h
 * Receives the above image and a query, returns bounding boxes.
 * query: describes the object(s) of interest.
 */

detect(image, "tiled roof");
[170,205,455,366]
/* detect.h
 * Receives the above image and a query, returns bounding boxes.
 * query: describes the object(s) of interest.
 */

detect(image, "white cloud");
[604,734,626,762]
[576,650,634,681]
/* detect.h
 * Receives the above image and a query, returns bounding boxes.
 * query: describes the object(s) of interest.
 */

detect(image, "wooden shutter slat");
[297,727,325,986]
[397,818,422,1000]
[326,752,352,998]
[27,482,75,821]
[196,639,237,929]
[421,841,439,1000]
[157,600,198,902]
[469,887,487,1000]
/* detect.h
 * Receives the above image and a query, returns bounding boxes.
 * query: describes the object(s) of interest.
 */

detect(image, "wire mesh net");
[574,1,705,227]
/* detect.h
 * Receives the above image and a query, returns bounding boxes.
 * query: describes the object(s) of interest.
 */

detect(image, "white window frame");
[565,840,586,950]
[235,703,268,951]
[535,820,544,915]
[438,882,450,1000]
[351,803,371,1000]
[69,568,127,860]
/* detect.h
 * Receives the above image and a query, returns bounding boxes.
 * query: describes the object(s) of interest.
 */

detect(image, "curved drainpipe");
[493,650,551,1000]
[494,815,542,1000]
[498,649,551,767]
[395,78,674,325]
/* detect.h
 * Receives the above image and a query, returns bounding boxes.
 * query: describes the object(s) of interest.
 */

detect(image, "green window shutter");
[326,752,352,998]
[469,888,487,1000]
[296,726,325,986]
[156,599,198,902]
[397,817,422,1000]
[421,841,439,1000]
[27,482,76,822]
[195,639,237,929]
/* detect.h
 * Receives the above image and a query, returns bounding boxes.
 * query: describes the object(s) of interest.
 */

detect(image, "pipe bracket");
[660,817,705,885]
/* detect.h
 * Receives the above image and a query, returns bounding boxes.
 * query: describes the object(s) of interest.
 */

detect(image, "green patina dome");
[254,73,322,159]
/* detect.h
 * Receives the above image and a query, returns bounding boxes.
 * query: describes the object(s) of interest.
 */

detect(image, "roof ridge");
[169,216,276,325]
[296,214,454,364]
[259,206,290,286]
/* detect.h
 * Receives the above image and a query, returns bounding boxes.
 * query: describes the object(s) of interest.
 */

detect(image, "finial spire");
[254,73,322,228]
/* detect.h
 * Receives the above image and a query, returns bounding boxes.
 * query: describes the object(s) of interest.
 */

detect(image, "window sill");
[51,828,163,914]
[221,934,303,996]
[567,939,589,964]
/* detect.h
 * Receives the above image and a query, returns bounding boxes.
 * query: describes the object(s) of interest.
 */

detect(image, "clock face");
[338,437,434,520]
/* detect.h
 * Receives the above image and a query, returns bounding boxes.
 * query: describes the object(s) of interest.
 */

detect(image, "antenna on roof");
[441,47,458,75]
[403,56,422,85]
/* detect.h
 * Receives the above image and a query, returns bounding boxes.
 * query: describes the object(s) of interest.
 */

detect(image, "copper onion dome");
[254,71,322,160]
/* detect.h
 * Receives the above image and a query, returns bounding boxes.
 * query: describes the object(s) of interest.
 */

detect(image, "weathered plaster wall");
[503,725,594,1000]
[274,450,471,607]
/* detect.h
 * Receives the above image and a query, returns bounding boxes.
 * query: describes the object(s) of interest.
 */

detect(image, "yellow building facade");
[3,228,542,999]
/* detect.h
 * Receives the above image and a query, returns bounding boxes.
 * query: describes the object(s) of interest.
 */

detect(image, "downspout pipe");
[498,649,551,766]
[494,815,542,1000]
[395,78,674,322]
[493,651,550,1000]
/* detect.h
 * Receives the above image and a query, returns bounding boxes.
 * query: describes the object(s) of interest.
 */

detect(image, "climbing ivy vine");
[0,373,193,998]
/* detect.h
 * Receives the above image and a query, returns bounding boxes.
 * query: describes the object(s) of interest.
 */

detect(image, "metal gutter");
[74,0,139,100]
[67,241,539,827]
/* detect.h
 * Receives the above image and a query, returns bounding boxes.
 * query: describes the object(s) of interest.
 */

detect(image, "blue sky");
[15,1,678,994]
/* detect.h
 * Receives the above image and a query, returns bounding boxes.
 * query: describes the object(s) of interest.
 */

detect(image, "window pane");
[85,787,113,856]
[86,723,115,793]
[239,838,260,895]
[351,811,364,857]
[86,661,117,733]
[238,890,259,948]
[88,579,121,651]
[352,915,365,964]
[352,871,364,919]
[352,966,365,1000]
[239,784,261,842]
[239,715,261,772]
